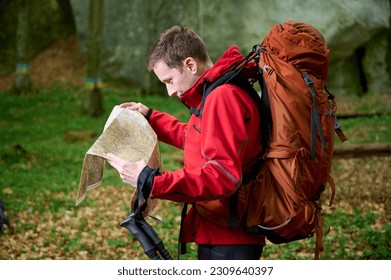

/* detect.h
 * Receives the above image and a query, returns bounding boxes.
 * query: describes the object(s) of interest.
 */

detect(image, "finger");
[121,174,129,183]
[106,153,125,163]
[119,102,134,108]
[105,153,124,170]
[119,102,138,110]
[106,152,116,160]
[105,159,119,171]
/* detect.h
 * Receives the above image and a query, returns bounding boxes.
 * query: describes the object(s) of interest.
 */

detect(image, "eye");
[163,78,173,85]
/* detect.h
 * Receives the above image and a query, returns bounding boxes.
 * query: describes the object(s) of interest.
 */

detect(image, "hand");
[105,153,147,186]
[119,102,150,116]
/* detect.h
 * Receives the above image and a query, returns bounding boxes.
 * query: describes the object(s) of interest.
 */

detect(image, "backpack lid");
[261,20,330,80]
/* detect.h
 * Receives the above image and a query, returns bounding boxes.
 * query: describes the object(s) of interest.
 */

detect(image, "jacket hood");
[180,45,247,109]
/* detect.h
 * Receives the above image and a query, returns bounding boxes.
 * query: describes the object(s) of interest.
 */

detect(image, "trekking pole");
[120,212,173,260]
[121,168,173,260]
[120,213,161,260]
[136,216,173,260]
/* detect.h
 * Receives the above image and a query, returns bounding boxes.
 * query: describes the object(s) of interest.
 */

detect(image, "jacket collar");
[179,45,245,109]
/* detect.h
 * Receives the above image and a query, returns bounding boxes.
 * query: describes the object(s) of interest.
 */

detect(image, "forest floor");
[0,35,390,260]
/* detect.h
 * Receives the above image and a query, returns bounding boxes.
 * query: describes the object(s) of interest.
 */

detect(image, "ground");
[0,36,85,91]
[0,37,390,260]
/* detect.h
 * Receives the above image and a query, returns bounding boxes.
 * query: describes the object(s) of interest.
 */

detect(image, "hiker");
[0,199,9,233]
[106,25,265,260]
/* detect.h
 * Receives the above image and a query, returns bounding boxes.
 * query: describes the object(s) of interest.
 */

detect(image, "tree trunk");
[84,0,104,117]
[11,0,32,95]
[334,143,391,158]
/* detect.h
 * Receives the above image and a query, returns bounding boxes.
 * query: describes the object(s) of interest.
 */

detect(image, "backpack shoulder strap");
[190,70,240,117]
[190,48,272,157]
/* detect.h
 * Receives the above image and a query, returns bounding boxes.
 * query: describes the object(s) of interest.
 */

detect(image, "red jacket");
[149,46,265,245]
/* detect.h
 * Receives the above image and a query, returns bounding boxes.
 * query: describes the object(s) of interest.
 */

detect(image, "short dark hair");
[146,26,211,71]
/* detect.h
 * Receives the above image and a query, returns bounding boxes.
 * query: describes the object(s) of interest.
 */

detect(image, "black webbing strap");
[302,73,327,160]
[324,85,347,142]
[256,70,272,156]
[134,166,159,217]
[178,202,189,258]
[190,69,243,117]
[190,47,260,117]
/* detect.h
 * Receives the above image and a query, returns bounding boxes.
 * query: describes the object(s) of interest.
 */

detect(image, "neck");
[197,61,213,76]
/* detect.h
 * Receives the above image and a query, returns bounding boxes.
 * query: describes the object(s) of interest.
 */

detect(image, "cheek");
[182,75,197,91]
[172,79,186,92]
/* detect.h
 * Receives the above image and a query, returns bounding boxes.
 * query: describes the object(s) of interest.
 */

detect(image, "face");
[153,59,199,97]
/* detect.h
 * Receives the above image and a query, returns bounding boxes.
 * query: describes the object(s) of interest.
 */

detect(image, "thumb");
[106,153,118,160]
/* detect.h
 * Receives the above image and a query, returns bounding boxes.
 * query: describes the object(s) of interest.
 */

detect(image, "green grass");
[335,114,391,145]
[0,85,186,212]
[323,209,391,259]
[0,85,390,260]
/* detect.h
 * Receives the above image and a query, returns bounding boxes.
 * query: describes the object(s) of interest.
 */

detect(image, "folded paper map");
[75,106,162,206]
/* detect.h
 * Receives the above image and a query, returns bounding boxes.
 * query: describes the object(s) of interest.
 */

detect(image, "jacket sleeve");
[148,109,188,149]
[151,85,260,203]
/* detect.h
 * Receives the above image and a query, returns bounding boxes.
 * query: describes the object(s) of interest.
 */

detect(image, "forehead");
[153,60,182,82]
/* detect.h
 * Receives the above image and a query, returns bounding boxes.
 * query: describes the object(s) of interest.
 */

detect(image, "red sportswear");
[149,46,265,245]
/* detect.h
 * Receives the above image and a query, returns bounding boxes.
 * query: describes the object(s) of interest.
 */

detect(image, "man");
[106,26,265,260]
[0,199,9,233]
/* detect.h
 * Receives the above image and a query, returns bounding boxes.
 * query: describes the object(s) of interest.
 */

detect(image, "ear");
[183,57,198,74]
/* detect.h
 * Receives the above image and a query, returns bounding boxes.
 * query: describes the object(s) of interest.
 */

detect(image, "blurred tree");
[0,0,76,81]
[84,0,104,117]
[388,0,391,84]
[11,0,32,95]
[143,0,161,95]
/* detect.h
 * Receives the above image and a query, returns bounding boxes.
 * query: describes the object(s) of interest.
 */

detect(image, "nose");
[166,84,177,97]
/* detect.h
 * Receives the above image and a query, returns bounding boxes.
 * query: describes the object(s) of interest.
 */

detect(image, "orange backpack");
[195,21,347,259]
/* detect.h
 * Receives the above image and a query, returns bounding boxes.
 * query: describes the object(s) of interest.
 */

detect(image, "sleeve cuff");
[145,108,153,121]
[137,166,160,199]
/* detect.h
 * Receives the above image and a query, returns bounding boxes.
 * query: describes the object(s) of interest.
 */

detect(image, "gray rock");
[69,0,391,95]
